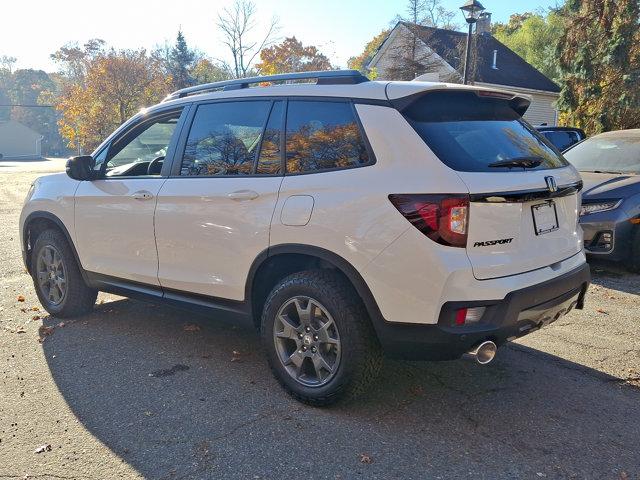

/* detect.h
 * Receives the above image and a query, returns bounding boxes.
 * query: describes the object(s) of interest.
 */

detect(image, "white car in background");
[20,70,590,405]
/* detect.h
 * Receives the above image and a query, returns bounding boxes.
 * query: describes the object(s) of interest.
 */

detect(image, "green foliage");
[168,30,197,89]
[556,0,640,134]
[492,11,564,82]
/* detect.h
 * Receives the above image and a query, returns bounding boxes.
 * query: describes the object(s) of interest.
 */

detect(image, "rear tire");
[31,229,97,318]
[261,270,383,406]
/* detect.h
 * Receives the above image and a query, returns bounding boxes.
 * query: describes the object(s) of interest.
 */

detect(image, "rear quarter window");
[403,91,568,172]
[285,100,372,174]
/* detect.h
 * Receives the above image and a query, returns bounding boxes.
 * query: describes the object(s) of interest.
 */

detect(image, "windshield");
[564,132,640,174]
[404,91,568,172]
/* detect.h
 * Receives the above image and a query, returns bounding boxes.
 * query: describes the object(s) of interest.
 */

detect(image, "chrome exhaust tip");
[463,340,497,365]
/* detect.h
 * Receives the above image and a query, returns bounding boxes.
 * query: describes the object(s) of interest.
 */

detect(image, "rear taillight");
[389,194,469,247]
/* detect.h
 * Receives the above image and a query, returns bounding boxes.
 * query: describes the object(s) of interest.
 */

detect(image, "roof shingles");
[397,23,560,93]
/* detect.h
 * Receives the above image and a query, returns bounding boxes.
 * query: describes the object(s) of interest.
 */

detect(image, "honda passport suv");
[20,70,590,405]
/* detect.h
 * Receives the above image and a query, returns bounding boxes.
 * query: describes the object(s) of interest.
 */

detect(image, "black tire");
[629,228,640,273]
[31,229,97,318]
[261,269,383,406]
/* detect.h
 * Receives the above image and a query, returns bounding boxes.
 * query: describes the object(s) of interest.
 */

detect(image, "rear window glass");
[404,91,568,172]
[541,130,580,151]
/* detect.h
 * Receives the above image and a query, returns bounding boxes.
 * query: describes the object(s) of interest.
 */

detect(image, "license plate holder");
[531,201,559,235]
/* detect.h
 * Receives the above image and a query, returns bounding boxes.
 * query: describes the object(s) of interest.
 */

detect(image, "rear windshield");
[403,91,568,172]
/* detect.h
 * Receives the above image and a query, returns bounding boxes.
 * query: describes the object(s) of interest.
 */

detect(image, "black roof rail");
[162,70,369,102]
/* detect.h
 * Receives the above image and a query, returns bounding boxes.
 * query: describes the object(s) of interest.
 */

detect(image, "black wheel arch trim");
[22,211,88,281]
[245,244,388,335]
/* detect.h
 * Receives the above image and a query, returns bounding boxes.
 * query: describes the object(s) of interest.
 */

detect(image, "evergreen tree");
[169,30,196,89]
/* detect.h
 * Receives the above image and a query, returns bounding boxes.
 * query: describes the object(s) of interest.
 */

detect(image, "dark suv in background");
[536,126,586,152]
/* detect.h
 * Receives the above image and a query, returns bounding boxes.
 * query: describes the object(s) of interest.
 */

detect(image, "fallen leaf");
[32,315,41,321]
[57,322,65,328]
[359,453,373,464]
[31,306,40,311]
[16,326,27,334]
[38,325,55,342]
[33,444,52,454]
[20,308,28,313]
[17,295,25,302]
[596,308,609,315]
[183,323,201,332]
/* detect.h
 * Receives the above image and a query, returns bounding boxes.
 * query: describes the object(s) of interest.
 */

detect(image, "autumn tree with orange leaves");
[54,45,170,152]
[257,37,333,75]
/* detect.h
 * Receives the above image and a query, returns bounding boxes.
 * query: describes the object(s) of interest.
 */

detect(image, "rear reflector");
[389,194,469,247]
[454,306,486,326]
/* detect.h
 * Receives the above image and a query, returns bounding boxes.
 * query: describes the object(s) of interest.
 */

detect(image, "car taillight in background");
[388,194,469,247]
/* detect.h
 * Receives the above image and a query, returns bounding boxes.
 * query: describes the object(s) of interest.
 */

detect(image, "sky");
[2,0,563,72]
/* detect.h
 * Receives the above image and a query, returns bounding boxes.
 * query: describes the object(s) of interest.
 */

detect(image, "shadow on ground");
[588,259,640,295]
[42,299,639,479]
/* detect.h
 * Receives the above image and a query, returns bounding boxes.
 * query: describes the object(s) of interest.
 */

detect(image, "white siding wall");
[521,92,558,126]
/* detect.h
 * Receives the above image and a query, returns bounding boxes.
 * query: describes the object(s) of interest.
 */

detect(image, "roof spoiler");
[388,83,532,117]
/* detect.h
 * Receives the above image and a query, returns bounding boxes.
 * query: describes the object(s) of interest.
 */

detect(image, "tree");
[556,0,640,134]
[256,37,333,75]
[168,30,197,89]
[216,0,279,78]
[348,29,389,77]
[55,48,170,152]
[191,59,232,84]
[492,11,563,82]
[50,39,106,85]
[0,55,17,74]
[382,0,459,81]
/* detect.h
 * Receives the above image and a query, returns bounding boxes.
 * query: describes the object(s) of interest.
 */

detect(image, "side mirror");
[66,155,95,181]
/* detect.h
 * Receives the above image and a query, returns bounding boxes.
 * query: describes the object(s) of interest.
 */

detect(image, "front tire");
[31,229,97,318]
[261,270,382,406]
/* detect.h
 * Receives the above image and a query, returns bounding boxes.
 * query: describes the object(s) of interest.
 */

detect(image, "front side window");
[101,110,182,177]
[405,91,568,172]
[181,101,272,176]
[285,100,371,174]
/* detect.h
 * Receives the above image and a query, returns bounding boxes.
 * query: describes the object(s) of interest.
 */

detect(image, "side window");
[181,101,271,176]
[102,110,182,177]
[285,100,371,174]
[256,101,284,175]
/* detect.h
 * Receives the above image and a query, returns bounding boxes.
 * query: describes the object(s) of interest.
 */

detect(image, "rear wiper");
[591,170,624,175]
[488,156,543,169]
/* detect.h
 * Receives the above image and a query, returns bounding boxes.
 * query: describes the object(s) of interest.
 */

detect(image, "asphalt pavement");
[1,164,638,480]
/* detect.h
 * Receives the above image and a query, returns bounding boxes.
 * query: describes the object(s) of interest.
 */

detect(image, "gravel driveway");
[1,165,638,480]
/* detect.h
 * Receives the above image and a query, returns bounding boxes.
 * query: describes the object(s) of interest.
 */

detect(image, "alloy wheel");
[273,296,341,387]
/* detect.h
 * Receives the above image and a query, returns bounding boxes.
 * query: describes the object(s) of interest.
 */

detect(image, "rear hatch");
[397,87,583,280]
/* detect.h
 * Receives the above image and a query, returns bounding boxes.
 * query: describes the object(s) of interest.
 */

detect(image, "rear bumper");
[375,262,591,360]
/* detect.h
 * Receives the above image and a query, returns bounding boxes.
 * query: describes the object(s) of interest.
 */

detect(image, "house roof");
[386,23,560,93]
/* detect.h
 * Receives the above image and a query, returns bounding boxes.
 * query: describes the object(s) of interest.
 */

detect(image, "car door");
[154,99,284,300]
[74,107,187,286]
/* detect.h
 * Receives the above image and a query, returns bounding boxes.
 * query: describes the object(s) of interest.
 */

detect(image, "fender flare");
[245,244,386,331]
[22,211,86,278]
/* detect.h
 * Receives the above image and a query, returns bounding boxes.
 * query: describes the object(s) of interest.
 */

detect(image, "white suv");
[20,70,590,405]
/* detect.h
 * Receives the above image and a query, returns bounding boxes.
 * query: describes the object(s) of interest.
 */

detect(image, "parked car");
[20,71,590,405]
[536,126,586,152]
[563,129,640,271]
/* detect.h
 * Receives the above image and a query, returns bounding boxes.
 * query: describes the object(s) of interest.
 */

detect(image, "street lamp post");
[460,0,486,85]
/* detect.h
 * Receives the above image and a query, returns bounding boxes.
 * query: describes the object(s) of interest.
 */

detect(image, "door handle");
[132,190,154,200]
[227,190,259,201]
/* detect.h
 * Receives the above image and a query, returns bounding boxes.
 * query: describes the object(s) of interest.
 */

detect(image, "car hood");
[580,172,640,200]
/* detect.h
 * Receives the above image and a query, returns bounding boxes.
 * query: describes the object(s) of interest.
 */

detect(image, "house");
[368,15,561,126]
[0,120,44,159]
